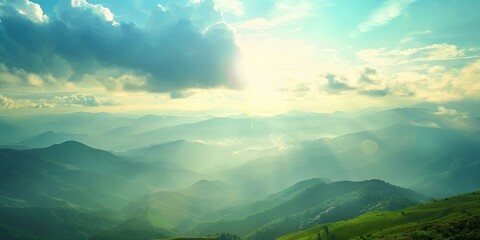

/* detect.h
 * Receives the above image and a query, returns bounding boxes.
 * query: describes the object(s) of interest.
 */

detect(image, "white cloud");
[235,0,315,30]
[0,64,50,87]
[358,0,416,33]
[53,94,120,107]
[435,106,468,118]
[382,59,480,102]
[0,0,48,23]
[456,60,480,97]
[427,65,446,74]
[216,0,244,16]
[356,44,472,66]
[0,95,17,109]
[0,94,120,110]
[56,0,117,26]
[70,0,115,22]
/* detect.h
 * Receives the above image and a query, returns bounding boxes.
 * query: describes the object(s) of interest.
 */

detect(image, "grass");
[165,237,217,240]
[278,192,480,240]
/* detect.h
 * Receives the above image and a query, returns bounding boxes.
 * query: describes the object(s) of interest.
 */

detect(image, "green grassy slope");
[163,233,240,240]
[278,192,480,240]
[123,180,238,230]
[193,180,426,239]
[210,178,327,221]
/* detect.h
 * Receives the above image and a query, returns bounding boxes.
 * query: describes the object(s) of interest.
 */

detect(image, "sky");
[0,0,479,116]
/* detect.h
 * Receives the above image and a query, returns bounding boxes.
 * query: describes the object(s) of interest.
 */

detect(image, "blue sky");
[0,0,479,115]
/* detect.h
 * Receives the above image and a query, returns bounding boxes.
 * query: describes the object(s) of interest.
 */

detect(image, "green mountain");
[0,141,207,209]
[92,180,237,240]
[279,191,480,240]
[0,206,120,240]
[193,180,426,240]
[210,178,328,221]
[123,180,237,229]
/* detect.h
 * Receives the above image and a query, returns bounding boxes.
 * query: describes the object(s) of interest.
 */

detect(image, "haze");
[0,1,479,240]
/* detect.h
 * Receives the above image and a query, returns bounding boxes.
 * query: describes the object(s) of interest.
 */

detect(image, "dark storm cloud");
[324,74,356,94]
[0,0,240,92]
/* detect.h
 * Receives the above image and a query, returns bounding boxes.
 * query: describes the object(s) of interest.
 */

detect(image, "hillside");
[210,178,328,221]
[18,131,89,149]
[0,206,120,240]
[92,180,239,240]
[0,141,207,209]
[123,180,238,230]
[193,180,426,239]
[279,192,480,240]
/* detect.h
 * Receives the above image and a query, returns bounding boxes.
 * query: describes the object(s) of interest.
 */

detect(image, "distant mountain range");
[225,123,480,197]
[0,141,207,209]
[0,107,479,239]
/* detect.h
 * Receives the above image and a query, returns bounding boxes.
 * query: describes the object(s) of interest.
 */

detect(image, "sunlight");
[1,1,479,239]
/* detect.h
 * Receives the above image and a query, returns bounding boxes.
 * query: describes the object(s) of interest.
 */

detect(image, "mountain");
[123,140,239,172]
[193,180,427,239]
[18,131,90,149]
[209,178,328,222]
[0,207,120,240]
[102,115,205,151]
[0,118,24,144]
[13,112,134,135]
[0,141,207,209]
[94,180,238,240]
[225,124,480,197]
[122,180,238,231]
[1,108,479,239]
[129,118,281,149]
[279,191,480,240]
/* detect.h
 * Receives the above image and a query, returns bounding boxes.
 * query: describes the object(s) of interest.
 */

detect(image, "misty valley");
[2,0,480,239]
[1,107,479,240]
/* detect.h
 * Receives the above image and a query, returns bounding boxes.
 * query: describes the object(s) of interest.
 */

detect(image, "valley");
[0,107,479,239]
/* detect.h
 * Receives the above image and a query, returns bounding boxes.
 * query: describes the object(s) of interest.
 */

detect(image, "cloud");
[356,44,473,66]
[0,0,240,92]
[169,91,195,99]
[358,0,416,33]
[0,94,120,109]
[235,0,315,30]
[0,95,56,109]
[458,60,480,96]
[358,88,389,97]
[216,0,245,16]
[323,74,356,94]
[0,95,17,109]
[0,0,48,23]
[292,84,310,98]
[55,0,116,26]
[435,106,468,118]
[53,94,120,107]
[358,67,377,84]
[374,59,480,102]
